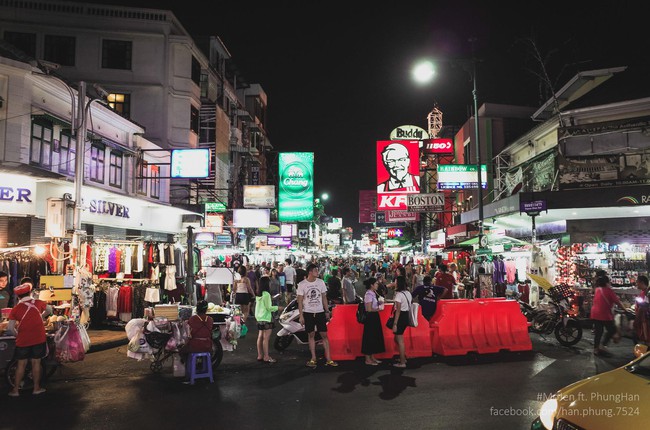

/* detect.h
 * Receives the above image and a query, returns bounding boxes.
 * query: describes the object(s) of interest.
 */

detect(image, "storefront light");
[33,245,46,256]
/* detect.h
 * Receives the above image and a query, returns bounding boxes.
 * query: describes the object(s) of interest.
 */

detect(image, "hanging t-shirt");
[296,278,327,313]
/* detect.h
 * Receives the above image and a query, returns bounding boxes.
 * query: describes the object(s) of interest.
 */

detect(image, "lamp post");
[411,39,485,248]
[469,38,485,248]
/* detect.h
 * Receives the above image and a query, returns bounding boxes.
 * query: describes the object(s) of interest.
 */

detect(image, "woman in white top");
[391,275,412,368]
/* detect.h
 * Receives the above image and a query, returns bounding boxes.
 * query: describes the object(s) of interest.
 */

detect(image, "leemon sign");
[278,152,314,221]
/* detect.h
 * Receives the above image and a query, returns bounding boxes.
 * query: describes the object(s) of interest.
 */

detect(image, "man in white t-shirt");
[297,263,338,368]
[283,258,297,304]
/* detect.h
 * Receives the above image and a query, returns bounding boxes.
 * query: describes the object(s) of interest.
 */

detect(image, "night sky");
[69,1,650,236]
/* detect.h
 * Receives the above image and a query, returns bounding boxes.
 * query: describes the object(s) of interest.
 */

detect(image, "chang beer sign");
[389,125,430,140]
[279,152,314,221]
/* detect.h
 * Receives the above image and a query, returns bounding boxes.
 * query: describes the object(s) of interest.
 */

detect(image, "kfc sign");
[377,194,408,210]
[423,138,454,154]
[376,140,420,211]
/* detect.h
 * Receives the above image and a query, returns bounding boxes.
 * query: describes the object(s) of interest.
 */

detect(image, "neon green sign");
[205,202,226,212]
[278,152,314,221]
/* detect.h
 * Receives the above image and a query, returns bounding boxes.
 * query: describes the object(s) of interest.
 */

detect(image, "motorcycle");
[515,284,583,347]
[273,296,361,352]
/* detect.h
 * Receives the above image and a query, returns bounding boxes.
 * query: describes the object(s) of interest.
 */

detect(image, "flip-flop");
[365,361,379,366]
[33,388,46,395]
[392,363,406,368]
[8,391,19,397]
[264,358,277,363]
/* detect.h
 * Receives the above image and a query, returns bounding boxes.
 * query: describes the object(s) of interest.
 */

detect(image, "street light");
[411,39,485,247]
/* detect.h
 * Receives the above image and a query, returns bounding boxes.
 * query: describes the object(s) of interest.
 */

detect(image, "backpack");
[356,300,367,324]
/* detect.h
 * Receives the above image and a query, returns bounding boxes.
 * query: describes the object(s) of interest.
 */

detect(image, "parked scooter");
[273,296,361,352]
[512,284,583,347]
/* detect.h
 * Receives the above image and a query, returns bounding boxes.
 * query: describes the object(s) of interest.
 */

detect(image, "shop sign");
[358,190,377,224]
[407,193,444,212]
[216,234,232,245]
[389,125,429,140]
[89,200,130,218]
[0,186,32,202]
[375,212,404,227]
[437,164,487,190]
[244,185,275,208]
[385,210,419,222]
[268,236,291,246]
[205,202,226,212]
[558,152,650,190]
[376,140,420,210]
[386,228,404,239]
[520,200,547,214]
[278,152,314,221]
[422,138,454,155]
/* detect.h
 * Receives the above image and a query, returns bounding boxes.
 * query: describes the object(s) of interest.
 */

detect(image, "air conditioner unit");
[45,198,73,238]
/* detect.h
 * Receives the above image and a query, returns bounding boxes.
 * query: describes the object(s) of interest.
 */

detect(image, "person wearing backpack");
[390,276,412,368]
[361,277,385,365]
[412,275,446,321]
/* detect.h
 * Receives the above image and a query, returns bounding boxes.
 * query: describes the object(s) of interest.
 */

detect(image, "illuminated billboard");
[171,148,210,178]
[278,152,314,221]
[243,185,276,208]
[233,209,270,228]
[376,140,420,210]
[437,164,487,189]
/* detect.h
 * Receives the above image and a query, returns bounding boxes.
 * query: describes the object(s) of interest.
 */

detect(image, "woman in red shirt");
[590,276,624,356]
[7,281,48,396]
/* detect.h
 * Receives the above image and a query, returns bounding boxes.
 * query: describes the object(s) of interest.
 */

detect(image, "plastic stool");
[186,352,214,384]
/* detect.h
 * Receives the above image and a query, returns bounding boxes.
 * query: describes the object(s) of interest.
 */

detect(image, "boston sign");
[407,193,444,212]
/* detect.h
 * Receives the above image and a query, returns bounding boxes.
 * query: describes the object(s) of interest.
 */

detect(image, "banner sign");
[279,152,314,221]
[359,190,377,224]
[385,210,420,222]
[558,152,650,190]
[244,185,275,208]
[376,140,421,210]
[422,138,454,154]
[407,193,445,212]
[437,164,487,189]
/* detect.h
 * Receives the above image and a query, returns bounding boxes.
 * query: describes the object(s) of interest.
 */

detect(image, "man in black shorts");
[297,264,338,368]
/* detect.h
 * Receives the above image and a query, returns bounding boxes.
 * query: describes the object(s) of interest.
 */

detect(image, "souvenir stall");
[554,242,648,316]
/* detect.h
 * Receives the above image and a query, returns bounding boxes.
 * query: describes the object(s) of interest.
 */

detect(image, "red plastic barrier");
[327,304,363,361]
[429,298,532,356]
[327,303,431,361]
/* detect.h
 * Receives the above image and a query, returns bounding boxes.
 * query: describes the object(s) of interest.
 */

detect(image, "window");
[109,151,123,188]
[190,105,199,134]
[107,93,131,118]
[136,159,148,195]
[90,144,105,183]
[30,121,53,167]
[191,56,201,86]
[59,133,76,175]
[3,31,36,57]
[102,39,132,70]
[44,35,75,66]
[151,165,160,199]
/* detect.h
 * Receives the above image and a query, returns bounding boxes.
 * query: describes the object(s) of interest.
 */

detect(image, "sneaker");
[306,359,317,368]
[325,360,338,367]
